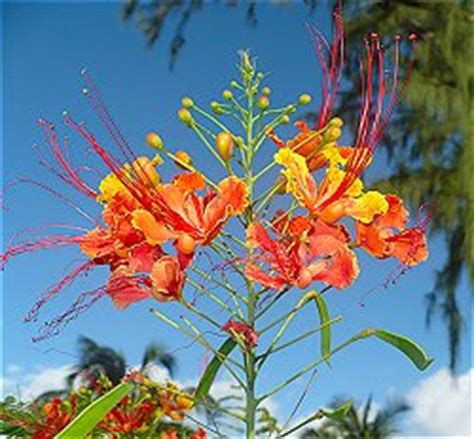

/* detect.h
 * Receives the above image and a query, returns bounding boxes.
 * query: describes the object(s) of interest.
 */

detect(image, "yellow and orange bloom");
[356,194,429,266]
[274,147,387,225]
[99,396,156,435]
[158,383,194,421]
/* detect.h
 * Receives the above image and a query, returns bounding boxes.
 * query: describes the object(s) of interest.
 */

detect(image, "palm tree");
[337,0,473,372]
[34,336,176,402]
[301,396,410,439]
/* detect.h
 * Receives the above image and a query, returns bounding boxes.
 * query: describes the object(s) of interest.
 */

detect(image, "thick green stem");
[243,64,257,439]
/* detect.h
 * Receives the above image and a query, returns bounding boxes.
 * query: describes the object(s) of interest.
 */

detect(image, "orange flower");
[269,120,361,172]
[274,147,387,225]
[99,396,156,434]
[30,396,76,439]
[356,195,429,266]
[132,175,248,265]
[246,216,359,290]
[158,383,194,421]
[189,428,208,439]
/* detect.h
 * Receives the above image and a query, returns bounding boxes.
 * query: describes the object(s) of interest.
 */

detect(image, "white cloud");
[406,368,472,437]
[1,363,73,401]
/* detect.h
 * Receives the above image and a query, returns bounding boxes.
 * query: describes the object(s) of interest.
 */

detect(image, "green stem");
[258,316,343,359]
[258,330,373,403]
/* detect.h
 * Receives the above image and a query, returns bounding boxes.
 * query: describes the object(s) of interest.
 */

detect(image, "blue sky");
[1,1,472,435]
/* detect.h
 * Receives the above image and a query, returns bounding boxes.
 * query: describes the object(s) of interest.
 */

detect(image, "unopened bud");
[178,108,193,126]
[329,117,344,128]
[324,126,342,142]
[210,101,225,115]
[181,97,194,108]
[257,95,270,110]
[174,150,192,169]
[176,234,196,254]
[146,132,163,150]
[216,131,234,160]
[222,90,233,100]
[298,94,312,106]
[280,115,290,124]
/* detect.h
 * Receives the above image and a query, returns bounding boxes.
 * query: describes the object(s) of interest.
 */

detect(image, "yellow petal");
[347,191,389,224]
[97,173,126,203]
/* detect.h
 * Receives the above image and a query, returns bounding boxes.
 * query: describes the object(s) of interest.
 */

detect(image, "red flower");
[222,320,259,348]
[246,216,359,290]
[189,428,208,439]
[99,396,157,434]
[356,195,429,266]
[19,396,77,439]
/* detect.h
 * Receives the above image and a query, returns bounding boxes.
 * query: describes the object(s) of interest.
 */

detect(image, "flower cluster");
[0,375,206,438]
[1,3,433,437]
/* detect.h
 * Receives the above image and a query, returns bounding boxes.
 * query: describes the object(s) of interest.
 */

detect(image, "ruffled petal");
[389,228,429,266]
[150,256,185,302]
[107,267,151,309]
[306,235,360,289]
[344,191,389,224]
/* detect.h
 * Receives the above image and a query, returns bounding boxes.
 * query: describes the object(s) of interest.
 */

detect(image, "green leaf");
[321,399,353,421]
[312,292,331,366]
[55,382,134,438]
[0,421,30,436]
[194,337,236,402]
[373,329,434,371]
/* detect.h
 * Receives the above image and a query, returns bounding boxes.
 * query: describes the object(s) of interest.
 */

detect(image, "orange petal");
[150,256,185,302]
[107,267,150,309]
[355,221,394,259]
[389,228,429,266]
[132,209,176,245]
[173,172,206,193]
[378,194,409,229]
[79,228,115,259]
[246,263,287,290]
[217,176,249,215]
[307,235,360,289]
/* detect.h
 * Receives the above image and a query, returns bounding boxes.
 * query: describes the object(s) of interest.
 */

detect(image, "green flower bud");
[178,108,193,126]
[324,126,342,142]
[329,117,344,128]
[210,101,225,115]
[181,97,194,108]
[257,95,270,110]
[298,94,312,106]
[262,87,271,96]
[222,90,233,100]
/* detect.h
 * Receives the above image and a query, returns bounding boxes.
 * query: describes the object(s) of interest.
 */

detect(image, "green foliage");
[194,337,237,402]
[55,382,135,438]
[122,0,317,69]
[340,0,473,371]
[312,291,332,366]
[372,329,433,371]
[321,400,354,421]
